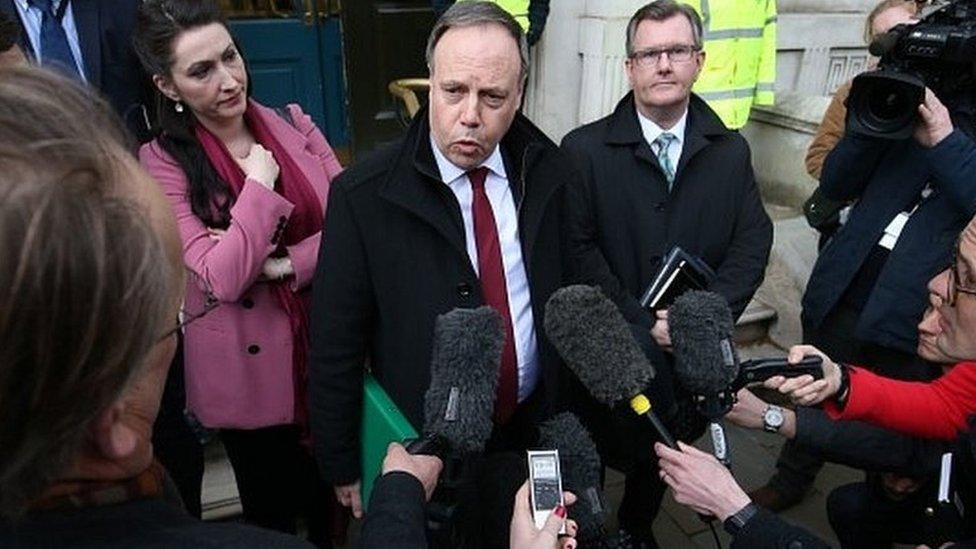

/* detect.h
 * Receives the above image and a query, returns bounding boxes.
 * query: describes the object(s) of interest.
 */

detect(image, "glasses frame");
[157,291,220,343]
[947,242,976,307]
[628,45,701,67]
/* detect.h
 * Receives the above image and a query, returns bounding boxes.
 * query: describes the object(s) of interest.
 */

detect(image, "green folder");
[360,373,419,510]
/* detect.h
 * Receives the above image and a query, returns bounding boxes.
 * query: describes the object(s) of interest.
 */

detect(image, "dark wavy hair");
[132,0,246,228]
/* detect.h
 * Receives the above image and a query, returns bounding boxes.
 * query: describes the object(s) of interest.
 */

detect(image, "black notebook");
[639,246,716,311]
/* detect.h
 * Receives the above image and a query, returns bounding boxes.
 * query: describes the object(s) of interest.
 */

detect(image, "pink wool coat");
[140,102,341,429]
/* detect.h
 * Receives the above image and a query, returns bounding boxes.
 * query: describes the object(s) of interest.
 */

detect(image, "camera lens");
[867,87,914,123]
[848,71,925,139]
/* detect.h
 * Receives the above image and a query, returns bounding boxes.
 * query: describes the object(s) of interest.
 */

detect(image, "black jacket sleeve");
[731,508,832,549]
[526,0,550,46]
[819,134,888,202]
[309,181,373,485]
[708,144,773,319]
[794,407,948,477]
[360,472,429,549]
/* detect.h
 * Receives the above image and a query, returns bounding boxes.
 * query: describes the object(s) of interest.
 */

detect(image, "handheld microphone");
[668,291,738,466]
[544,285,677,449]
[669,291,825,465]
[406,306,504,457]
[537,413,605,545]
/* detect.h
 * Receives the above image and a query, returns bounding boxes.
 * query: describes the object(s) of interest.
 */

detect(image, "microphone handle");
[405,433,448,458]
[630,394,678,449]
[733,355,824,390]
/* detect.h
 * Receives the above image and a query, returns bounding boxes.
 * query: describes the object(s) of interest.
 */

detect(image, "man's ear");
[89,401,138,461]
[152,75,181,103]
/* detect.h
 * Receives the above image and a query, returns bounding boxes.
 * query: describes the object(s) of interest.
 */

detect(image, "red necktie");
[468,167,519,423]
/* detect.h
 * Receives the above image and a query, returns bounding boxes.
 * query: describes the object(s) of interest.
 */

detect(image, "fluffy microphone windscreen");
[423,306,503,453]
[544,285,654,405]
[538,412,605,542]
[668,290,738,395]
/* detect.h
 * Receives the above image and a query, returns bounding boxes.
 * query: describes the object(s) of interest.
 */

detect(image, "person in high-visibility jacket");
[684,0,777,129]
[432,0,550,46]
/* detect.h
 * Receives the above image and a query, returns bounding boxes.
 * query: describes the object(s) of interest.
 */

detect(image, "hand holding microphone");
[764,344,845,407]
[654,441,752,522]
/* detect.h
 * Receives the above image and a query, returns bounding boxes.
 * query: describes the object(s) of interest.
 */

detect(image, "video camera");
[848,0,976,139]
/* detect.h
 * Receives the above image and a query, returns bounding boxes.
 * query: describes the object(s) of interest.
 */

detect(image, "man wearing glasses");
[560,1,772,544]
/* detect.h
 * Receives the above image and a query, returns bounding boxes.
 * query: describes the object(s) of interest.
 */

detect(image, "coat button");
[241,298,254,309]
[456,282,473,298]
[247,344,260,355]
[654,202,667,212]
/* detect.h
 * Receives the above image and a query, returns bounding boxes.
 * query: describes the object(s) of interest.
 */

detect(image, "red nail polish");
[553,505,567,518]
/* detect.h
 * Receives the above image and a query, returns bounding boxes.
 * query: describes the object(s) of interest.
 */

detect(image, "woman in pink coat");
[134,1,341,543]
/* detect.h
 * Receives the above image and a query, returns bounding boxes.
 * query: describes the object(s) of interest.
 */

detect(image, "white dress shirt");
[430,136,539,402]
[637,108,688,178]
[13,0,88,81]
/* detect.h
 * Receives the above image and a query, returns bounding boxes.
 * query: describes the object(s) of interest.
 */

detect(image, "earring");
[174,101,184,113]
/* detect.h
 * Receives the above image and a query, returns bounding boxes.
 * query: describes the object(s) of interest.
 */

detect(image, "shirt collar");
[17,0,61,11]
[429,133,507,185]
[637,107,688,148]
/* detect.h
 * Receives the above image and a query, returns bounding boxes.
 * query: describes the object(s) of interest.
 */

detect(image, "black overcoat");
[561,92,772,326]
[309,109,573,484]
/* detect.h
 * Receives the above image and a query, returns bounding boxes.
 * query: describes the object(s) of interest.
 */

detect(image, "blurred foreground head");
[0,67,183,519]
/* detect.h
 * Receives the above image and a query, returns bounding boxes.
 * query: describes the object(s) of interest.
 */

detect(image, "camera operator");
[758,0,976,512]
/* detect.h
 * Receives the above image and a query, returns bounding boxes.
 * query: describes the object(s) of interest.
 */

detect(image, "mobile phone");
[527,449,565,533]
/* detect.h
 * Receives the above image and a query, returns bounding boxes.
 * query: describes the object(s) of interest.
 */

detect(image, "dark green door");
[342,0,436,156]
[224,1,349,152]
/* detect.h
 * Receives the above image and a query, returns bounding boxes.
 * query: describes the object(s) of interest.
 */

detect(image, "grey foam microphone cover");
[423,306,503,454]
[537,413,605,543]
[668,290,738,395]
[544,285,654,405]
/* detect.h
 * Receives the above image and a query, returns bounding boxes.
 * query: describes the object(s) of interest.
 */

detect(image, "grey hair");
[626,0,704,56]
[426,1,529,82]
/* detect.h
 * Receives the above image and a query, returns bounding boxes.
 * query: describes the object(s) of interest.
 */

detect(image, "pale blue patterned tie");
[653,132,677,190]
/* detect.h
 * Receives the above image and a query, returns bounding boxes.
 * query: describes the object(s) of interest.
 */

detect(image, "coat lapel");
[259,104,331,205]
[378,115,468,260]
[71,0,101,88]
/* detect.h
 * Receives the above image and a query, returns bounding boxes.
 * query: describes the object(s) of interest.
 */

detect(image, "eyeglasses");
[946,243,976,307]
[629,45,700,67]
[157,291,220,343]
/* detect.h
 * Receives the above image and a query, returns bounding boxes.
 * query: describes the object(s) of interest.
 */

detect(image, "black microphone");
[537,413,605,546]
[544,285,677,449]
[406,306,504,457]
[669,290,738,466]
[669,291,825,465]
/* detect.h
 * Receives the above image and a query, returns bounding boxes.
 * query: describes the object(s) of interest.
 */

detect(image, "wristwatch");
[723,502,759,536]
[762,404,785,433]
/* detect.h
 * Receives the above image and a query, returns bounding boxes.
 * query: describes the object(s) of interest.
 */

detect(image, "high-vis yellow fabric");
[685,0,777,129]
[457,0,530,32]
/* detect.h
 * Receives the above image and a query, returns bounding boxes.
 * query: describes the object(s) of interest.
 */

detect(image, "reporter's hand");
[763,345,842,407]
[510,481,579,549]
[655,441,751,521]
[651,309,672,351]
[914,88,954,148]
[381,442,443,501]
[237,143,279,189]
[725,388,768,430]
[334,480,363,519]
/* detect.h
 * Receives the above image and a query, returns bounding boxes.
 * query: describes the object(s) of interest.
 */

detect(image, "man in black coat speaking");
[560,1,772,544]
[308,2,574,540]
